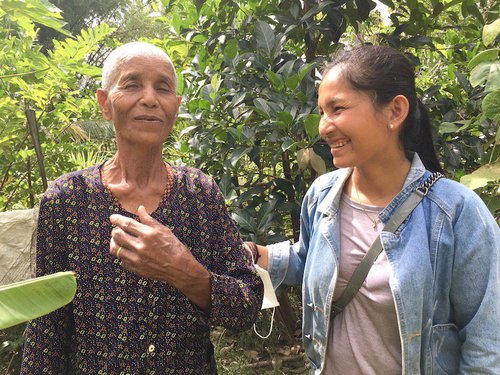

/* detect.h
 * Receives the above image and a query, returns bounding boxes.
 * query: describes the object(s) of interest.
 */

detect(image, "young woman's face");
[318,66,396,170]
[97,55,182,147]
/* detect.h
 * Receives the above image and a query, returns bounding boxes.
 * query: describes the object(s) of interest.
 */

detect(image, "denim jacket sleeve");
[267,172,336,289]
[450,189,500,373]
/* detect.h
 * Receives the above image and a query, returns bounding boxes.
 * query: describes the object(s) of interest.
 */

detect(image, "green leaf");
[257,200,277,232]
[355,0,376,20]
[455,70,471,92]
[236,186,266,205]
[273,178,295,196]
[253,98,272,118]
[277,111,293,125]
[468,49,500,70]
[230,147,253,167]
[266,70,283,90]
[300,1,336,22]
[0,271,76,329]
[439,122,459,134]
[482,90,500,121]
[211,73,221,92]
[224,39,238,61]
[464,1,483,24]
[432,2,444,18]
[281,138,295,151]
[179,125,199,138]
[469,62,492,87]
[232,209,256,232]
[177,71,184,94]
[254,20,275,55]
[218,172,237,201]
[460,161,500,190]
[482,18,500,47]
[304,114,320,139]
[485,63,500,93]
[3,0,71,36]
[285,75,300,90]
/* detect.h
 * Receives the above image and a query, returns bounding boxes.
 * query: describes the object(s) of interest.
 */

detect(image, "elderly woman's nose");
[140,86,159,106]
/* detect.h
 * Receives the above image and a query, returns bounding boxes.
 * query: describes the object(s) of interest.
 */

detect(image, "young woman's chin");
[330,145,354,168]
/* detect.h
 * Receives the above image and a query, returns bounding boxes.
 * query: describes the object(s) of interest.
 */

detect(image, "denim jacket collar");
[317,153,427,223]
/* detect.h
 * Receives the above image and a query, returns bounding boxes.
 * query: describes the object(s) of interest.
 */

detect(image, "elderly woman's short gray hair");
[101,42,177,91]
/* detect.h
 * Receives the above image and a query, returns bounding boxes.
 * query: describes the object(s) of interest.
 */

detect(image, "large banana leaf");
[0,271,76,329]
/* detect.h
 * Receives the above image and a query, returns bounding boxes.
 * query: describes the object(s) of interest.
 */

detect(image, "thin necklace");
[353,184,380,231]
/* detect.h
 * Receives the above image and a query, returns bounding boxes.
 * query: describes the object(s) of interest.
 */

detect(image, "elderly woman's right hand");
[110,206,211,311]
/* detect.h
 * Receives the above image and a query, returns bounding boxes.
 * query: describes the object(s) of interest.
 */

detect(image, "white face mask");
[254,263,280,310]
[251,255,280,339]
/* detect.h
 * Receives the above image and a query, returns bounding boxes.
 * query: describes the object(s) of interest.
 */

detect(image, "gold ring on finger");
[116,246,123,259]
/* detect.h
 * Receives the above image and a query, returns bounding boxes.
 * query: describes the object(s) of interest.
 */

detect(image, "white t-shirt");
[323,194,402,374]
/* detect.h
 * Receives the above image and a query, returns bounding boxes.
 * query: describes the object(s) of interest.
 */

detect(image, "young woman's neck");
[348,152,411,206]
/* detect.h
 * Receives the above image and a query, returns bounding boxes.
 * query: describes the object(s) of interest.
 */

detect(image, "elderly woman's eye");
[158,86,173,92]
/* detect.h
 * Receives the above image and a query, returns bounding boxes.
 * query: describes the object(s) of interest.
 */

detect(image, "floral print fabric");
[21,163,263,374]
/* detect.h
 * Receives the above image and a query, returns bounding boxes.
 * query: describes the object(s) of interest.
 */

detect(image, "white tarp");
[0,209,38,285]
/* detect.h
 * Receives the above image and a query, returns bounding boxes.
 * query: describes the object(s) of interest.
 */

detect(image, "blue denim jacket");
[268,155,500,374]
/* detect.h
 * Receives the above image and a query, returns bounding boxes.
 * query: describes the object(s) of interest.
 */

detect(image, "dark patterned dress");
[21,163,263,374]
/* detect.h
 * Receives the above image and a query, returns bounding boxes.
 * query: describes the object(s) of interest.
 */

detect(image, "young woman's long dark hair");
[323,45,444,173]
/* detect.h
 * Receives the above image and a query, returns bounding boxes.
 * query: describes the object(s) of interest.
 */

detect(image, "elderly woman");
[21,42,263,374]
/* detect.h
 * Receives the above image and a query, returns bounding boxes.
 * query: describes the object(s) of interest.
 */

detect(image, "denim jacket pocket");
[431,323,460,374]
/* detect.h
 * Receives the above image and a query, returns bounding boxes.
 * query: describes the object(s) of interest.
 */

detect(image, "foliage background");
[0,0,499,373]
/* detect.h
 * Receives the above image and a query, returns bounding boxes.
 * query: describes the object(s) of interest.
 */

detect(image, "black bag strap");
[331,172,444,316]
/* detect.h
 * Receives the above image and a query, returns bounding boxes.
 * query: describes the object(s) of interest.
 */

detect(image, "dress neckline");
[97,161,175,217]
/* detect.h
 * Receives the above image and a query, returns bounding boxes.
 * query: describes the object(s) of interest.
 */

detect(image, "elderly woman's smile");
[134,114,163,122]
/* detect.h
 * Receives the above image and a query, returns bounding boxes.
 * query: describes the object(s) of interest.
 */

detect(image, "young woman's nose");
[319,114,336,138]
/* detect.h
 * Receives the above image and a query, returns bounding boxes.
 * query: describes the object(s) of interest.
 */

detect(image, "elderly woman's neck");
[103,150,166,188]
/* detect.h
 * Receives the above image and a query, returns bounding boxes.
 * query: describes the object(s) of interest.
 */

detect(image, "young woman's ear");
[96,89,112,121]
[388,95,410,130]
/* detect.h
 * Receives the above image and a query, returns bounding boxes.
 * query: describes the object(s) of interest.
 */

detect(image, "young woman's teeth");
[332,140,348,149]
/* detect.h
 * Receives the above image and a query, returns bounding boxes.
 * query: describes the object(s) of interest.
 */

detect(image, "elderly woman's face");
[97,55,181,146]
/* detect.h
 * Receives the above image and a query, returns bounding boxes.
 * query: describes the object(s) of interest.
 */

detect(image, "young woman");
[247,45,499,374]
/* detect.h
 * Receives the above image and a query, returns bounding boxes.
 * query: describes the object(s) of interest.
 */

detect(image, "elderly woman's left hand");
[110,206,211,311]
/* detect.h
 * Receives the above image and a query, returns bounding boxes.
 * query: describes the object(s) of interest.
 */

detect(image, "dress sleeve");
[203,180,263,330]
[450,192,500,373]
[20,182,73,374]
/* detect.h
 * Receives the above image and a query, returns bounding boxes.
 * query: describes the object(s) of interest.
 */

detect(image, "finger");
[110,238,125,259]
[110,214,148,237]
[110,238,136,264]
[116,245,132,264]
[111,226,142,251]
[110,237,119,256]
[116,246,123,259]
[137,205,160,227]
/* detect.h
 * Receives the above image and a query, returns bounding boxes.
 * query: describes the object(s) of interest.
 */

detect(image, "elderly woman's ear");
[96,89,112,121]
